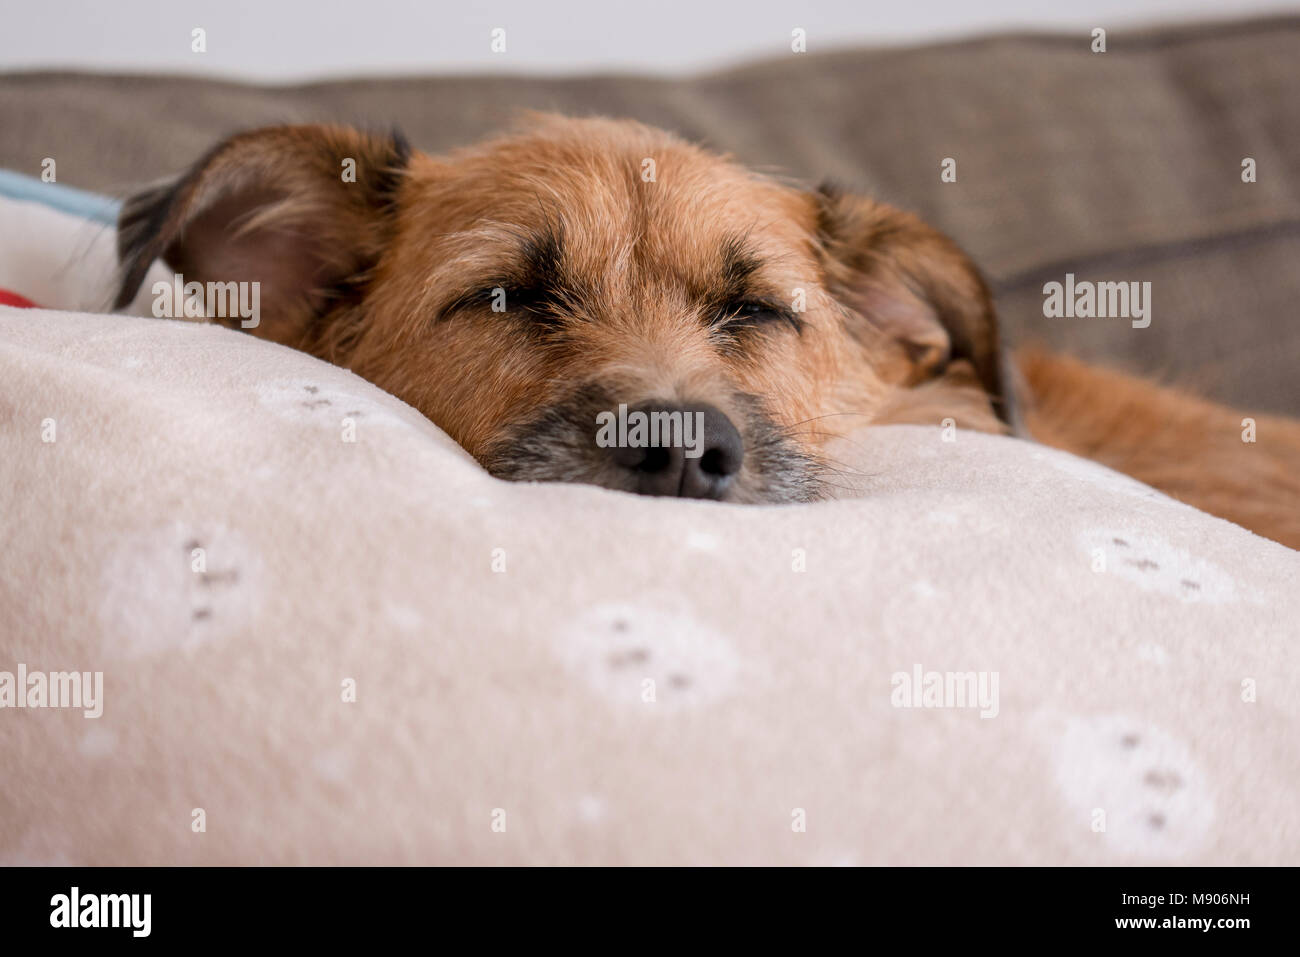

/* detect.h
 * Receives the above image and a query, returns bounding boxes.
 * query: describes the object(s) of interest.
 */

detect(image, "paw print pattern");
[554,602,741,711]
[97,521,263,658]
[255,379,405,432]
[1054,714,1214,859]
[1080,529,1237,603]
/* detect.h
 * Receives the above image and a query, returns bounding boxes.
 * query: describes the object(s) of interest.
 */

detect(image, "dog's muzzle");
[604,403,743,500]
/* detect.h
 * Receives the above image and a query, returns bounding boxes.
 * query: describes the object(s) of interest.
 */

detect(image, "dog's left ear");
[814,184,1009,423]
[114,124,410,351]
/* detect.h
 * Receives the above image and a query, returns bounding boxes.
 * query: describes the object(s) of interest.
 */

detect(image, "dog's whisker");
[783,411,882,429]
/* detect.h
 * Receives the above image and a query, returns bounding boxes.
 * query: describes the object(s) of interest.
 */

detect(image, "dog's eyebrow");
[718,235,764,300]
[505,225,585,321]
[518,226,566,287]
[694,234,767,321]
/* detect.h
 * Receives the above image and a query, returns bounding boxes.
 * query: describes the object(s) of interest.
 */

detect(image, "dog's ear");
[814,184,1009,422]
[115,124,410,351]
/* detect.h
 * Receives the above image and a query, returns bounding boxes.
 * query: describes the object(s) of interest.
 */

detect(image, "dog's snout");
[608,403,743,500]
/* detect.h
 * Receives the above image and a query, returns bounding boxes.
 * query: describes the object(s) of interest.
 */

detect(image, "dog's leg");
[1016,347,1300,549]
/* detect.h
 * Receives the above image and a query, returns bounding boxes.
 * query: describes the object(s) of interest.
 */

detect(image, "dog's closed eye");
[437,223,584,327]
[712,299,803,335]
[440,282,569,328]
[499,283,572,323]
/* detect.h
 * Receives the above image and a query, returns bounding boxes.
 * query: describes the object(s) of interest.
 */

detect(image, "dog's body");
[114,117,1300,548]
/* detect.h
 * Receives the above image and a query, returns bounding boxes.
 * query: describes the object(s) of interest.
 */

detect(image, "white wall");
[3,0,1297,80]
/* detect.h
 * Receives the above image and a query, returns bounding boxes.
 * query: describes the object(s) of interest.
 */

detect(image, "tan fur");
[115,115,1300,546]
[1017,349,1300,549]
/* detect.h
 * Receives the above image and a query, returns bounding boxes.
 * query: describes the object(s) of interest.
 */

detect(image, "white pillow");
[0,171,167,313]
[1,304,1295,864]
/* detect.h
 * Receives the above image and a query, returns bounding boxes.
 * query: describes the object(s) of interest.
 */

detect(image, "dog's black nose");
[608,403,744,499]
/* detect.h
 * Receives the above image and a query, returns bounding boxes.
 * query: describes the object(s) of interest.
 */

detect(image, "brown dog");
[114,116,1300,549]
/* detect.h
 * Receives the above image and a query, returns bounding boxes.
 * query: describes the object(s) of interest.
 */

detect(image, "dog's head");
[116,116,1008,502]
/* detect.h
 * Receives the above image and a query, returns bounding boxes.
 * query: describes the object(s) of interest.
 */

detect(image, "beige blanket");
[2,303,1296,865]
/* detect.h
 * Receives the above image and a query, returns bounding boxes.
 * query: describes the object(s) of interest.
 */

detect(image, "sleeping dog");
[113,116,1300,548]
